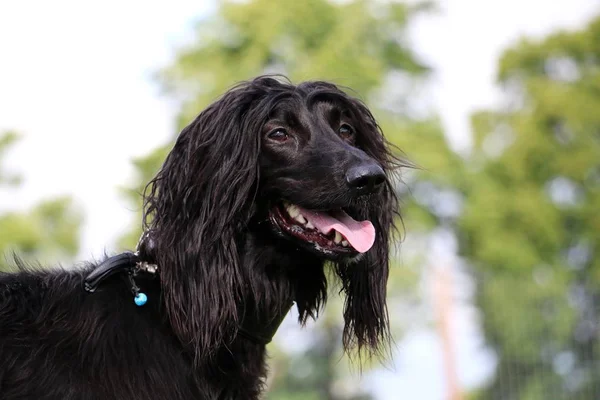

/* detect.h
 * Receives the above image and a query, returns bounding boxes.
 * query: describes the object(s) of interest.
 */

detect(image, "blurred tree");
[118,0,459,398]
[457,17,600,400]
[0,131,82,271]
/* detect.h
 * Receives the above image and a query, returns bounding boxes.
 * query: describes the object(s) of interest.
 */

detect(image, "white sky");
[0,0,214,259]
[0,0,598,399]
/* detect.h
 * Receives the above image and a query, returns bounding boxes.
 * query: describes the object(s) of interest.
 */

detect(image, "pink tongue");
[297,207,376,253]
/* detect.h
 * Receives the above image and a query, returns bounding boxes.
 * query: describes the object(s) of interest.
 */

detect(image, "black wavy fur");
[0,76,402,400]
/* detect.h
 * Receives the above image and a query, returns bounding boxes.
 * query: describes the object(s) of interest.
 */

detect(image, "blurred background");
[1,0,599,398]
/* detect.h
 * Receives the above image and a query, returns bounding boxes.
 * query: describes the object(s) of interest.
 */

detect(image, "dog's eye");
[267,128,289,142]
[338,124,355,139]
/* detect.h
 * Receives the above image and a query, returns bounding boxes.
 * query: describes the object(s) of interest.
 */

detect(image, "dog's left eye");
[338,124,355,139]
[267,128,289,142]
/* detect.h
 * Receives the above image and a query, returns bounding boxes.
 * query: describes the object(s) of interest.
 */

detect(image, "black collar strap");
[84,252,291,345]
[84,252,157,307]
[84,252,142,293]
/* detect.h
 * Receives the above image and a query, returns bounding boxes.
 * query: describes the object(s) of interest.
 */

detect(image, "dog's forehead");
[268,95,351,122]
[311,101,353,119]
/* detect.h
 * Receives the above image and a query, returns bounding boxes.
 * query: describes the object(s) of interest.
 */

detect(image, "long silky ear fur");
[335,97,404,360]
[141,80,275,363]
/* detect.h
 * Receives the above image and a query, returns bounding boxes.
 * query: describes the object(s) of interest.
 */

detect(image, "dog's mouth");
[269,202,375,257]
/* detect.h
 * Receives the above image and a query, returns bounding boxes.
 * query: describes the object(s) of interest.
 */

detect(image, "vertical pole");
[433,264,463,400]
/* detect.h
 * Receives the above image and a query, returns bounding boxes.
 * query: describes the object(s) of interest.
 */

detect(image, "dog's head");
[142,76,401,361]
[259,80,394,262]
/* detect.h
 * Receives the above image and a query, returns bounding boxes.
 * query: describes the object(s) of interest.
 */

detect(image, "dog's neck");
[124,224,328,354]
[236,232,298,345]
[238,229,328,341]
[84,241,311,346]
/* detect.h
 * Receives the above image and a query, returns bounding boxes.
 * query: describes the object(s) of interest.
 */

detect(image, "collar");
[83,252,291,345]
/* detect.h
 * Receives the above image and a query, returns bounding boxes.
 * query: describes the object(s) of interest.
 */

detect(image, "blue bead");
[134,293,147,306]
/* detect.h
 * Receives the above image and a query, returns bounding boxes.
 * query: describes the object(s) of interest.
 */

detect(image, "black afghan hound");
[0,76,402,400]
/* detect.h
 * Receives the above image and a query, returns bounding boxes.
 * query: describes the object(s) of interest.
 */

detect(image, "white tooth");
[294,214,307,224]
[287,204,300,218]
[306,220,315,229]
[341,240,349,247]
[334,231,343,244]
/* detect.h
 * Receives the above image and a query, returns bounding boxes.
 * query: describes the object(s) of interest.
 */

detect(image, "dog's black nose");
[346,163,386,194]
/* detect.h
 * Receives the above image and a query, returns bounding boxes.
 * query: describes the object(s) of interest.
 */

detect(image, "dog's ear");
[336,98,403,359]
[142,82,272,363]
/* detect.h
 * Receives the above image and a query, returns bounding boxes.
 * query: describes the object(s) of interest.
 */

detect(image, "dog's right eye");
[267,128,289,142]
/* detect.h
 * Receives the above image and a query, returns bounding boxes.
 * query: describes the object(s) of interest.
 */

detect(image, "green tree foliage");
[0,132,82,271]
[458,17,600,399]
[160,0,429,128]
[118,1,455,398]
